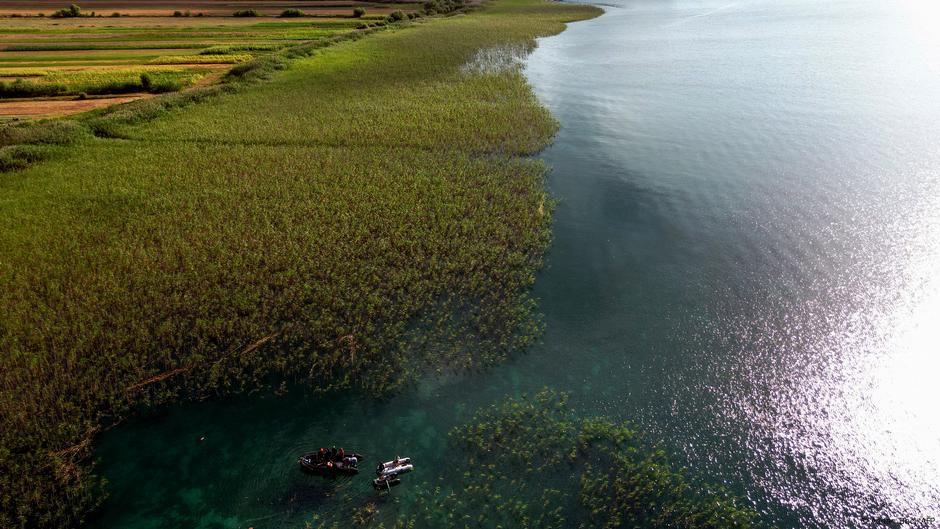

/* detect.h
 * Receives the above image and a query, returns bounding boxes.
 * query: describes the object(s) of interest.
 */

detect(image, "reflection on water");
[95,1,940,528]
[525,0,940,527]
[711,186,940,527]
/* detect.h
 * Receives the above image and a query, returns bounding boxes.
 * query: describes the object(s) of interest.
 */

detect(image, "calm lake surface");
[95,1,940,527]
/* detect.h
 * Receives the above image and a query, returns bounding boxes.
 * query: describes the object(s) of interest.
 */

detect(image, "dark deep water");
[95,1,940,527]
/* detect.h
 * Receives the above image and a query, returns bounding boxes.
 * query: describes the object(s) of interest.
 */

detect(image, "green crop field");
[0,0,602,526]
[0,7,387,103]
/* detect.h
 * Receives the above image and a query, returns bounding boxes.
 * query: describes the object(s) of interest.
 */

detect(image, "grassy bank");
[0,1,601,527]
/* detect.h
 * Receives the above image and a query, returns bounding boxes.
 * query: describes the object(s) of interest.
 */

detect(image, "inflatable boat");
[375,457,413,477]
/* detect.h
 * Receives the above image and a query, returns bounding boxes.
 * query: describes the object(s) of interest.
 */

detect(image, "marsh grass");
[0,1,603,527]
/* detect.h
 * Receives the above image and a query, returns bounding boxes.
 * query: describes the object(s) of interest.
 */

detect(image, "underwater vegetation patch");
[309,390,760,529]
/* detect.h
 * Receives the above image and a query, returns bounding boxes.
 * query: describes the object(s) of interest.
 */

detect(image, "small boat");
[375,456,413,477]
[372,475,402,490]
[298,451,363,476]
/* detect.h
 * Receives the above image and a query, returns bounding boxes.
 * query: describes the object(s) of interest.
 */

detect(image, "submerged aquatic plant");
[321,390,759,529]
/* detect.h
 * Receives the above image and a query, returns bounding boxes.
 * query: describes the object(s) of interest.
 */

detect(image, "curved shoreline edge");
[0,1,602,526]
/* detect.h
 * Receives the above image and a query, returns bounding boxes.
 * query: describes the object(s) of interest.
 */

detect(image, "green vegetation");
[280,8,306,18]
[232,9,260,17]
[149,54,253,64]
[50,4,82,18]
[0,68,203,97]
[353,7,367,17]
[0,1,602,527]
[423,0,466,15]
[313,391,759,529]
[199,43,285,55]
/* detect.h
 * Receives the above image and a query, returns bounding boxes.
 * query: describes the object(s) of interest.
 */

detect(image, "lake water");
[94,1,940,528]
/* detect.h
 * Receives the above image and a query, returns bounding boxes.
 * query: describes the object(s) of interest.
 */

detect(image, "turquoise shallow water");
[95,1,940,528]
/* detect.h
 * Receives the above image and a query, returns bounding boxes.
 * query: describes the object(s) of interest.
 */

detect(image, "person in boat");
[331,446,337,460]
[338,447,345,461]
[318,447,326,461]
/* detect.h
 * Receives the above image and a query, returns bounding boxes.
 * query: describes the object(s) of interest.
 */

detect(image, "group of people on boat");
[312,446,358,469]
[298,445,362,476]
[298,446,413,492]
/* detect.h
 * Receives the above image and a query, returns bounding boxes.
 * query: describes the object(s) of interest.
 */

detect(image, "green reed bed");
[320,390,758,529]
[0,1,600,527]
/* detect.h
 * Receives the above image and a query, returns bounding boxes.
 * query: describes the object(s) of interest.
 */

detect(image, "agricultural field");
[0,1,418,117]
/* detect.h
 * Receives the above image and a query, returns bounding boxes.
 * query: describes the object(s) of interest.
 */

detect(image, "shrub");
[0,120,89,147]
[0,78,64,98]
[139,72,152,90]
[110,11,120,17]
[356,23,368,29]
[232,9,259,17]
[352,7,366,17]
[279,8,304,17]
[0,145,50,172]
[76,91,87,100]
[172,10,183,16]
[50,3,82,18]
[388,10,405,22]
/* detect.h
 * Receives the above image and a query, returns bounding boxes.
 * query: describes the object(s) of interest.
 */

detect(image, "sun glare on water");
[765,184,940,526]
